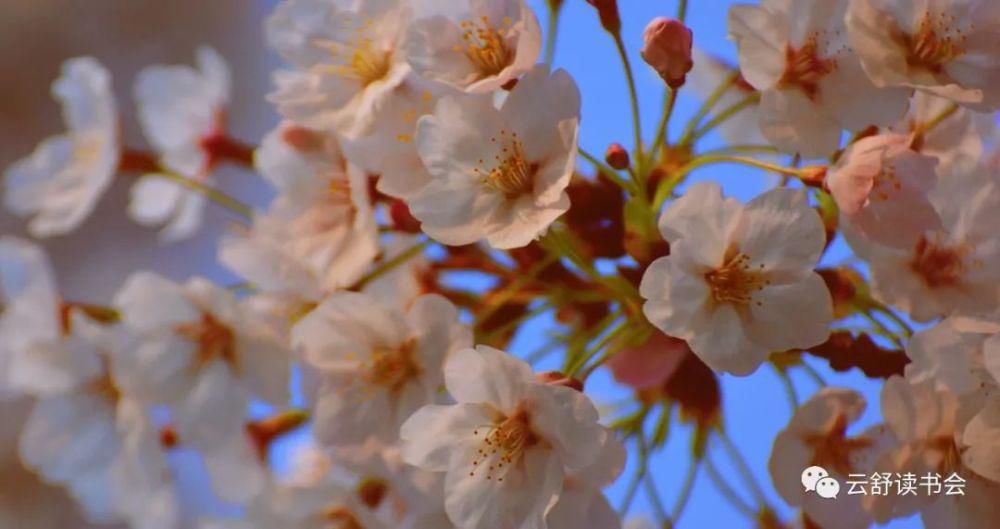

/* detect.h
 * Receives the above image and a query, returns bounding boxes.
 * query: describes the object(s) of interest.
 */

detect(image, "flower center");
[366,340,421,394]
[928,434,962,476]
[909,235,969,289]
[73,135,104,167]
[175,313,238,371]
[778,35,836,101]
[89,374,122,404]
[704,250,769,306]
[321,507,364,529]
[803,413,873,476]
[326,22,393,87]
[356,477,389,509]
[897,13,967,74]
[475,129,537,197]
[457,16,515,79]
[471,405,540,482]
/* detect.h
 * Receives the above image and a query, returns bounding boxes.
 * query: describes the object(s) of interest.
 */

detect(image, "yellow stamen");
[475,129,536,197]
[704,250,769,306]
[457,16,515,79]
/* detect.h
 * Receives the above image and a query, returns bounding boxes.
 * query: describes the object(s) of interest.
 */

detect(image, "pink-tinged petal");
[640,255,712,341]
[401,404,491,471]
[503,67,581,163]
[822,56,911,131]
[746,273,833,351]
[759,89,842,158]
[738,187,825,278]
[444,443,562,529]
[657,181,741,248]
[527,384,604,470]
[687,304,769,376]
[727,5,788,90]
[444,346,533,408]
[201,433,266,503]
[607,332,687,391]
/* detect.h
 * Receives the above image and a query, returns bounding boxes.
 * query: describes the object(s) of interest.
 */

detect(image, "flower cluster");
[2,0,999,528]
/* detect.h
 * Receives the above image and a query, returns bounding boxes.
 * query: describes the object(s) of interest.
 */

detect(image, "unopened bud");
[586,0,621,34]
[641,17,694,89]
[536,371,584,392]
[605,143,631,170]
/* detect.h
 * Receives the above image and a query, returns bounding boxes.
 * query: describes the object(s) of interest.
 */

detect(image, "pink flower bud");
[586,0,621,34]
[605,143,631,170]
[641,17,694,89]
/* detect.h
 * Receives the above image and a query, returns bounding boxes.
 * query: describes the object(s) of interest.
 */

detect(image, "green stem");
[676,0,689,22]
[157,172,253,220]
[686,93,760,144]
[653,154,807,209]
[580,148,636,194]
[613,33,644,162]
[704,456,758,518]
[667,456,701,528]
[544,1,563,66]
[575,321,630,378]
[716,430,770,508]
[649,89,679,168]
[680,70,739,143]
[774,365,799,414]
[354,239,430,290]
[920,103,959,134]
[800,360,828,388]
[474,253,559,332]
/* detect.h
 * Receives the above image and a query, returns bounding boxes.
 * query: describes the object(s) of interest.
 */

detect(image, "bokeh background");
[0,1,918,527]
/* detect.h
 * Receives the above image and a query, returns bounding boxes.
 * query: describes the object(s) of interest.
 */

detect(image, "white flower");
[688,49,765,146]
[404,0,541,93]
[16,318,179,529]
[293,292,471,446]
[400,345,609,529]
[826,133,941,249]
[3,57,118,237]
[112,272,289,500]
[266,0,412,136]
[219,123,379,299]
[0,237,105,397]
[768,388,891,529]
[0,400,110,529]
[903,315,1000,488]
[640,182,832,376]
[889,92,990,175]
[847,0,1000,111]
[846,165,1000,322]
[409,65,580,249]
[206,479,387,529]
[867,372,1000,527]
[341,81,440,199]
[728,0,910,158]
[545,432,624,529]
[130,46,231,242]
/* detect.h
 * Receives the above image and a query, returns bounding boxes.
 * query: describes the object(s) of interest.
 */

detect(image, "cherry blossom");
[826,133,941,249]
[640,182,832,376]
[404,0,541,94]
[219,122,379,299]
[292,292,471,446]
[112,272,289,499]
[409,65,580,249]
[847,165,1000,322]
[3,57,118,237]
[728,0,910,158]
[129,46,231,242]
[862,374,1000,526]
[400,345,610,529]
[266,0,412,136]
[890,91,991,174]
[341,81,441,199]
[641,17,694,89]
[847,0,1000,111]
[768,388,891,529]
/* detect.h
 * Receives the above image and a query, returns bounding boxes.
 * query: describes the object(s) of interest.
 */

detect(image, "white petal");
[444,346,533,409]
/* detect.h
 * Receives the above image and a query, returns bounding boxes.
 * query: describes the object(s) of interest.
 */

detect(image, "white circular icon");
[801,466,829,492]
[816,476,841,499]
